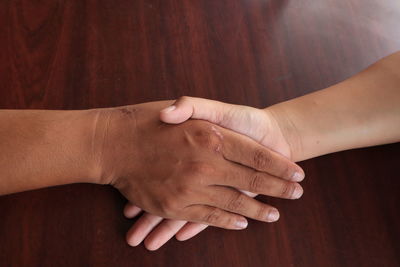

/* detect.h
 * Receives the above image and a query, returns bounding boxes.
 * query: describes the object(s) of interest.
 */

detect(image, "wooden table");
[1,1,399,266]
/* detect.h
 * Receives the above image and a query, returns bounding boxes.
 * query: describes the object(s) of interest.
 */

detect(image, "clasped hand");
[93,99,304,249]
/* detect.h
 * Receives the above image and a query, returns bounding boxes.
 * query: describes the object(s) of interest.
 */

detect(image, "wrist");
[47,109,102,185]
[88,105,143,186]
[263,104,305,162]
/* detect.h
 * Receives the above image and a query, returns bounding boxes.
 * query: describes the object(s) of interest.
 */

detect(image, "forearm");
[267,51,400,162]
[0,109,97,195]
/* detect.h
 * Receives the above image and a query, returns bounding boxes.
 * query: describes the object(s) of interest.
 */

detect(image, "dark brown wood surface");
[0,1,399,266]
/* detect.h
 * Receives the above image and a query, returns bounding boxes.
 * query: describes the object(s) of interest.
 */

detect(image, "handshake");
[99,97,306,250]
[1,52,399,252]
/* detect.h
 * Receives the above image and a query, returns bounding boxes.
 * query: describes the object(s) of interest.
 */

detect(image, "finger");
[160,96,233,125]
[129,191,258,247]
[216,162,303,199]
[175,190,257,242]
[123,203,143,218]
[183,205,248,230]
[174,189,257,242]
[143,220,187,251]
[175,223,209,241]
[219,127,305,181]
[126,213,163,247]
[203,186,280,223]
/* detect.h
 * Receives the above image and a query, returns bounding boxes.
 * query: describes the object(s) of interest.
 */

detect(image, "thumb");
[159,96,232,124]
[159,96,271,150]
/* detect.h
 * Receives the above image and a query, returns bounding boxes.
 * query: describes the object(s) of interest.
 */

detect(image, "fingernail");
[235,219,248,229]
[128,237,141,247]
[292,185,303,199]
[292,172,305,182]
[267,209,280,222]
[146,241,160,251]
[161,105,176,113]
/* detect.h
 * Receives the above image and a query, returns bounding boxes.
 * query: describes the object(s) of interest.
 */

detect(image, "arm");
[127,51,400,250]
[0,102,304,229]
[0,109,97,195]
[162,51,400,161]
[268,51,400,161]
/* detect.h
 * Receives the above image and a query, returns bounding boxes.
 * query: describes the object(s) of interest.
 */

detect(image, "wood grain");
[0,0,399,266]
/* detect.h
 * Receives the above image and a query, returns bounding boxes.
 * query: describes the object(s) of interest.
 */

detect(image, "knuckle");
[249,173,264,192]
[159,197,179,214]
[193,125,223,152]
[178,95,190,103]
[175,184,192,196]
[253,149,273,170]
[194,174,208,187]
[204,208,222,225]
[186,161,214,175]
[204,133,222,152]
[226,193,246,211]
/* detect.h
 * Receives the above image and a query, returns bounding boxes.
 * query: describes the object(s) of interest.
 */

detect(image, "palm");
[215,105,291,158]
